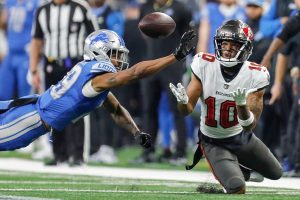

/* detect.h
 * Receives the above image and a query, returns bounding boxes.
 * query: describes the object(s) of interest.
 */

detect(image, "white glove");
[169,83,189,104]
[231,88,258,106]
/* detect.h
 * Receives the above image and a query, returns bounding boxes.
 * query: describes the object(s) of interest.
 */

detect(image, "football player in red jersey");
[170,20,282,194]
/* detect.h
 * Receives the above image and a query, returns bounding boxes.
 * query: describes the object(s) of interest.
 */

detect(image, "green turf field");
[0,170,299,200]
[0,146,211,171]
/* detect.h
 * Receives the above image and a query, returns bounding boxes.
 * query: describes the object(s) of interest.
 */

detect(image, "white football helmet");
[84,29,129,71]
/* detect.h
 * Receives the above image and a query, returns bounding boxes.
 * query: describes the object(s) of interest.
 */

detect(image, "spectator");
[0,0,40,100]
[87,0,125,164]
[197,0,246,53]
[263,0,300,176]
[30,0,98,166]
[134,0,192,165]
[259,0,295,39]
[256,0,296,160]
[0,2,7,63]
[245,0,269,63]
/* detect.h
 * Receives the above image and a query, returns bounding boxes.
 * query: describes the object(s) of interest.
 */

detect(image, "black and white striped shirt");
[32,0,98,59]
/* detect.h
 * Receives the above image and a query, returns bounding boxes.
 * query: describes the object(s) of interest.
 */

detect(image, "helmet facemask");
[107,49,129,71]
[214,38,252,67]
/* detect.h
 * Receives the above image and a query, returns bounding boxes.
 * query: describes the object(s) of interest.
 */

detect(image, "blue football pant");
[0,103,48,150]
[0,53,31,100]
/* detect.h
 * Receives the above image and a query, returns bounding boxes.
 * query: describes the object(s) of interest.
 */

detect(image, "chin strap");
[220,61,239,67]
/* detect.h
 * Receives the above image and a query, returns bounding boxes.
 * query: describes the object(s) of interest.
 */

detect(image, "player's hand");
[231,88,257,106]
[169,83,189,104]
[173,30,196,61]
[269,83,283,105]
[261,56,271,69]
[31,71,42,94]
[134,131,152,148]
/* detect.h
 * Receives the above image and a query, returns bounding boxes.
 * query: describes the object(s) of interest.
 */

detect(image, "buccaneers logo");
[242,25,254,41]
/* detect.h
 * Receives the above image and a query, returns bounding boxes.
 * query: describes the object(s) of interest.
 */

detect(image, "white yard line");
[0,188,299,195]
[0,195,60,200]
[0,158,299,190]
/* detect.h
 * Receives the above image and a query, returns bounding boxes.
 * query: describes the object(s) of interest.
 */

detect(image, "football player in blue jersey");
[0,29,195,151]
[0,0,40,100]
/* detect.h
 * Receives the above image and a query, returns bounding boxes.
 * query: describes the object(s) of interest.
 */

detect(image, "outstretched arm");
[169,73,203,115]
[93,54,177,91]
[92,30,195,92]
[103,92,151,148]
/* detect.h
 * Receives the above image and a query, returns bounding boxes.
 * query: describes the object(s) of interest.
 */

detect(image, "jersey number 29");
[50,65,82,99]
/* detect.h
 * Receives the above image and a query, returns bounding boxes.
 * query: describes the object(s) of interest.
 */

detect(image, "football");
[138,12,176,39]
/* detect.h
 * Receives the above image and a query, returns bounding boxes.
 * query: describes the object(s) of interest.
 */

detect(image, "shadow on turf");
[196,183,224,194]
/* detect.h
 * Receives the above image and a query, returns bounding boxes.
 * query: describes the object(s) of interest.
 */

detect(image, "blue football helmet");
[84,29,129,71]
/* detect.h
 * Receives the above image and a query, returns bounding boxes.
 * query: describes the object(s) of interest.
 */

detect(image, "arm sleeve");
[277,14,300,43]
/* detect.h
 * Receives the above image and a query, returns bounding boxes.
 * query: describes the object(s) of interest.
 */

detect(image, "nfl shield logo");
[224,84,229,89]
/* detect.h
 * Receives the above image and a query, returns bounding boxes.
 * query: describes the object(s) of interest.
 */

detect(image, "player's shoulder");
[83,60,117,74]
[243,61,270,81]
[243,61,269,74]
[192,52,218,68]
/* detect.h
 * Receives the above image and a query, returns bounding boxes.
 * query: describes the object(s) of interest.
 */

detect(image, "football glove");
[173,30,196,61]
[169,83,189,104]
[231,88,258,106]
[134,131,152,148]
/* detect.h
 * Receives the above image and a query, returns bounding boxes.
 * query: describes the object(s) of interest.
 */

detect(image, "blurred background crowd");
[0,0,299,177]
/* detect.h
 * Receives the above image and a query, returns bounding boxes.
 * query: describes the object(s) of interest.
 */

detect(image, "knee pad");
[271,167,283,180]
[224,177,246,194]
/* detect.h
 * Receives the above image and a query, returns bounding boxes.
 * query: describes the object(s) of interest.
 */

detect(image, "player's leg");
[290,99,300,173]
[163,66,187,160]
[158,91,173,161]
[0,54,15,100]
[201,141,246,194]
[66,118,84,165]
[16,55,31,97]
[236,133,283,180]
[140,76,161,160]
[0,103,48,150]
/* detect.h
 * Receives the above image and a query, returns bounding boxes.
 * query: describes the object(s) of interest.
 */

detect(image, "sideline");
[0,158,299,190]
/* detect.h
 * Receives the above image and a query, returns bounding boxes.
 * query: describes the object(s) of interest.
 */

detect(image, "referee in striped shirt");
[29,0,98,166]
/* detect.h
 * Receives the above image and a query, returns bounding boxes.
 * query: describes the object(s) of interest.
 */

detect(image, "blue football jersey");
[5,0,40,53]
[36,60,117,130]
[201,3,246,53]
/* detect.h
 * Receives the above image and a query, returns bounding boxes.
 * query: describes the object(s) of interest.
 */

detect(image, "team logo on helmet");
[242,25,254,41]
[91,32,110,44]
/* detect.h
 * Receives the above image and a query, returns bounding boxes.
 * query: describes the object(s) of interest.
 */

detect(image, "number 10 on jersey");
[205,96,238,128]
